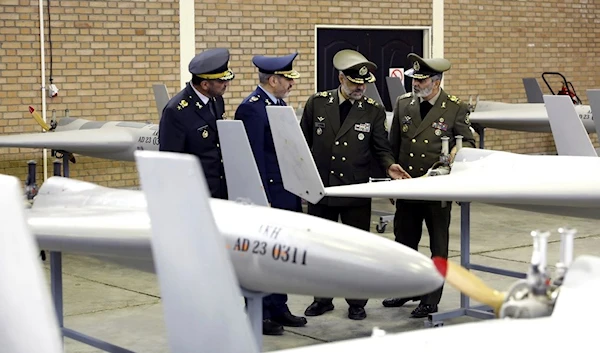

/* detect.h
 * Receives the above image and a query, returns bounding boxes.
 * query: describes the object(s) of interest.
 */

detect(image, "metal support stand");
[426,201,526,327]
[49,155,136,352]
[242,288,268,351]
[478,128,485,149]
[371,209,395,233]
[46,155,268,352]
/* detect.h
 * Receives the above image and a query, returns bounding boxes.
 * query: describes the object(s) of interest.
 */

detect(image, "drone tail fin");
[217,120,269,207]
[0,174,63,353]
[585,89,600,149]
[266,105,326,204]
[135,150,258,353]
[544,95,597,157]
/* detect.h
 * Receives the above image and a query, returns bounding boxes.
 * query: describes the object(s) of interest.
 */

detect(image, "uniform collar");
[258,85,280,104]
[191,84,211,105]
[338,87,355,105]
[418,88,442,106]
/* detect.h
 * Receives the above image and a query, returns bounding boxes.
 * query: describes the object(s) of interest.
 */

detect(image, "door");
[316,28,424,111]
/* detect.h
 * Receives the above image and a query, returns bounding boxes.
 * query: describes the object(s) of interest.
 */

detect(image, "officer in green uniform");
[383,53,476,318]
[300,49,409,321]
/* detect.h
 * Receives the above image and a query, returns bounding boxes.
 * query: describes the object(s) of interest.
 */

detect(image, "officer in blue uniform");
[234,52,307,335]
[159,48,234,199]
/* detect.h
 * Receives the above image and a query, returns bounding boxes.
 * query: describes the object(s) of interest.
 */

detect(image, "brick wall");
[1,0,598,188]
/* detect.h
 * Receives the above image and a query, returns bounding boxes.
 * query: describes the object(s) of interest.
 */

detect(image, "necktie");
[207,99,217,118]
[277,99,286,106]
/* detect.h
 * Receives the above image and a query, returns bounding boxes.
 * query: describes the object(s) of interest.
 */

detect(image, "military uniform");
[158,48,234,200]
[300,49,396,320]
[235,52,307,335]
[384,53,476,317]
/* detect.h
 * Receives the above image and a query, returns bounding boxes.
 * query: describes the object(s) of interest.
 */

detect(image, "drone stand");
[44,156,268,352]
[242,288,269,350]
[46,156,135,352]
[425,202,527,328]
[478,129,485,149]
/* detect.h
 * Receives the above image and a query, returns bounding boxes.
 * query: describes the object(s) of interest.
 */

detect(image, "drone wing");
[0,129,134,153]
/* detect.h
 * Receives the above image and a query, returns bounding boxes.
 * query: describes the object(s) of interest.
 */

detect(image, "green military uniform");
[385,53,476,317]
[300,49,395,319]
[390,90,475,176]
[301,89,395,207]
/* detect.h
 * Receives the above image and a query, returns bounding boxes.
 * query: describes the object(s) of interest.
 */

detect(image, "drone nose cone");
[379,246,446,297]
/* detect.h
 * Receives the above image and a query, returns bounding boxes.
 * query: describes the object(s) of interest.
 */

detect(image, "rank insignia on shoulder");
[365,97,377,106]
[399,92,413,99]
[448,95,461,104]
[177,99,188,110]
[315,91,329,98]
[249,95,259,102]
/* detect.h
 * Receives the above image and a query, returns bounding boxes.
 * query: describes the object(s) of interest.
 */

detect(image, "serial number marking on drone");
[138,135,159,145]
[233,237,307,265]
[258,224,282,240]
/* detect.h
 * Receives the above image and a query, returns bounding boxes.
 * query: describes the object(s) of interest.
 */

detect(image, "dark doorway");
[316,28,425,111]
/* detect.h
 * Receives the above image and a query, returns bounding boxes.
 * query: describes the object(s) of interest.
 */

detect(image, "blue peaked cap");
[252,52,300,79]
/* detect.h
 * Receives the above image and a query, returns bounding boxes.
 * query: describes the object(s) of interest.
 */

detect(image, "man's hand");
[387,163,411,179]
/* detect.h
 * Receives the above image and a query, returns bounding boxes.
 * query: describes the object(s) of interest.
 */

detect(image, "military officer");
[300,49,409,321]
[234,52,307,335]
[158,48,234,200]
[383,53,476,318]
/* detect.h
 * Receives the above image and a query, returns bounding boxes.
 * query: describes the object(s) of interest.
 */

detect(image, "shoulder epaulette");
[448,95,461,104]
[314,91,330,98]
[248,95,260,103]
[364,96,379,106]
[176,98,189,111]
[398,92,413,100]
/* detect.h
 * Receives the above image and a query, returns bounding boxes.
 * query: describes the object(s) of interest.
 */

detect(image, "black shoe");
[304,301,334,316]
[271,312,307,327]
[263,319,284,335]
[348,306,366,320]
[382,297,419,308]
[410,304,438,318]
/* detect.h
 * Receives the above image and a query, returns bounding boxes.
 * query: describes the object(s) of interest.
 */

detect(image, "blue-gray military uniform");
[300,49,396,321]
[158,48,234,199]
[235,53,307,334]
[384,53,476,317]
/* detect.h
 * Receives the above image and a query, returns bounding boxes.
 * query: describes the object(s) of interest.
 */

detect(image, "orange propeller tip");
[432,256,447,277]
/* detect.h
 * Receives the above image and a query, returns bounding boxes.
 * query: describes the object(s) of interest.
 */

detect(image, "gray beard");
[413,85,433,98]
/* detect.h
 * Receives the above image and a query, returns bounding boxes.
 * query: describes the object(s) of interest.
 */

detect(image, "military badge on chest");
[354,123,370,141]
[315,117,325,136]
[431,118,448,137]
[402,115,412,133]
[197,125,209,139]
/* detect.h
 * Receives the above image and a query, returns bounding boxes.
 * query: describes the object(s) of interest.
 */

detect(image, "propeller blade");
[433,257,506,313]
[28,106,52,132]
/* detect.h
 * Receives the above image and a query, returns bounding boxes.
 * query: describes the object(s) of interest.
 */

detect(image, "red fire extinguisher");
[557,84,578,105]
